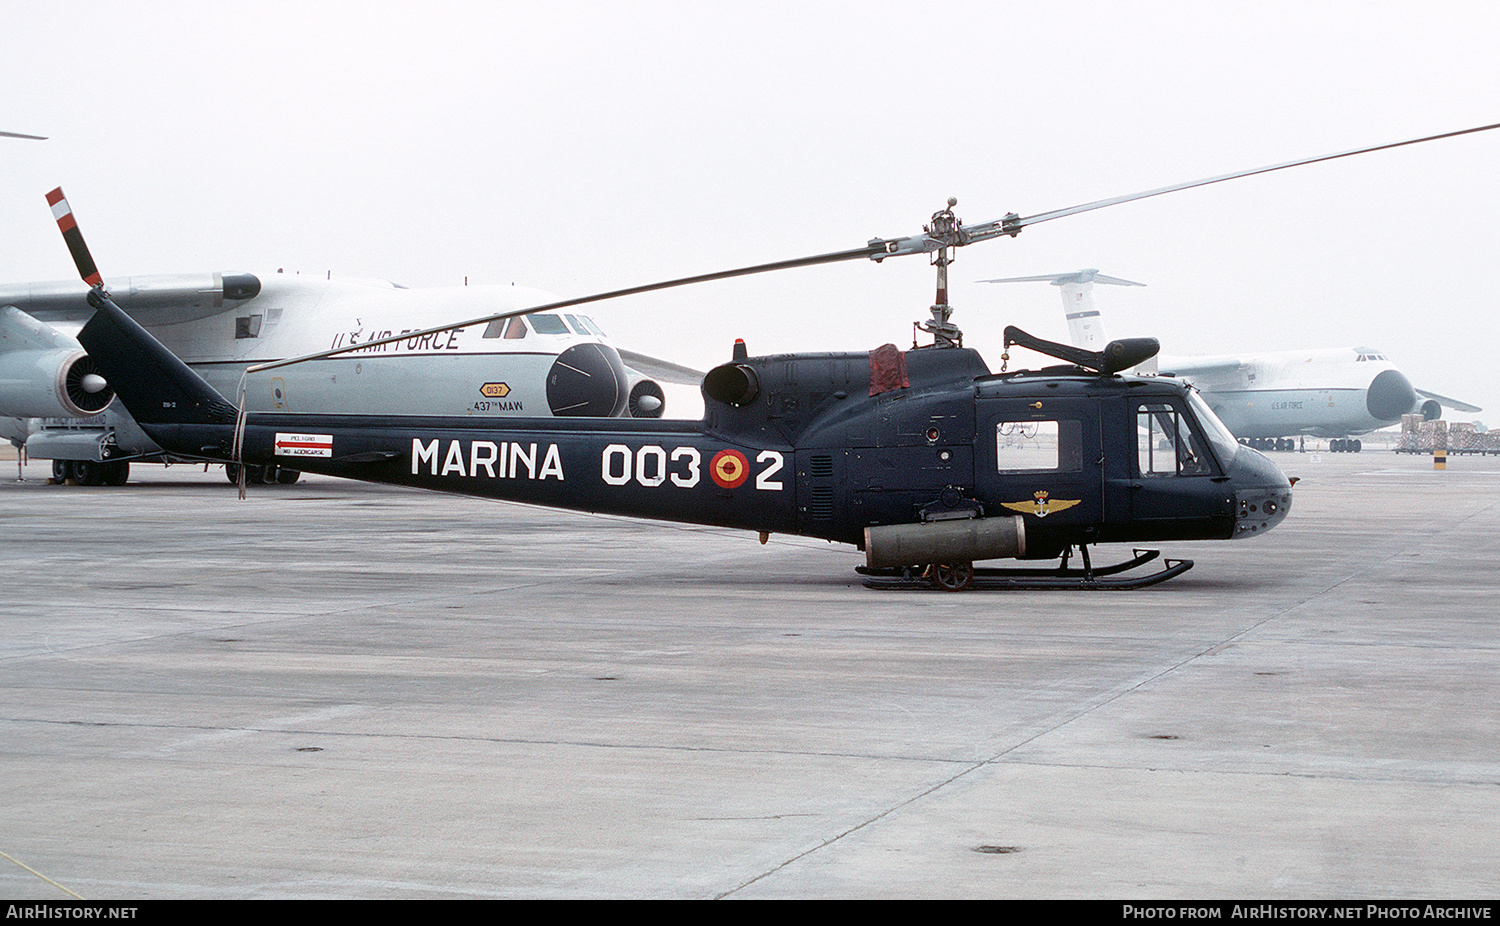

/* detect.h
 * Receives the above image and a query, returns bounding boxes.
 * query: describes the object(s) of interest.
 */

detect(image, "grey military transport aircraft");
[0,190,701,486]
[982,270,1481,451]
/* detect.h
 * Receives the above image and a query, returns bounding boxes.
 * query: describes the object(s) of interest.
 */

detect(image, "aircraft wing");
[617,349,705,386]
[0,304,116,419]
[1156,356,1243,378]
[1416,388,1482,414]
[0,273,261,326]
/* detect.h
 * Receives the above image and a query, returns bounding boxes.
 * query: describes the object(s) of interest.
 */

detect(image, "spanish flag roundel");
[710,449,750,488]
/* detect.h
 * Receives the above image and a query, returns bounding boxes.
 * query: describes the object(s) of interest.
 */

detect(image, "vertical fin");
[979,269,1144,351]
[76,289,238,425]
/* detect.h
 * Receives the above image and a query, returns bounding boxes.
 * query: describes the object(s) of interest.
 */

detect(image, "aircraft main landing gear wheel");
[71,459,106,486]
[102,460,129,485]
[51,459,129,486]
[928,562,975,592]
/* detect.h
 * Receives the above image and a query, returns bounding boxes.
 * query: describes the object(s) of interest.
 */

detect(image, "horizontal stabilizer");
[979,269,1145,288]
[981,269,1145,354]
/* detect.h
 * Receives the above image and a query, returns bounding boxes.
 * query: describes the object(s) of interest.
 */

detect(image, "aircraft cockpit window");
[235,315,262,339]
[563,314,589,335]
[578,316,607,337]
[996,419,1082,473]
[482,316,529,339]
[1184,390,1241,462]
[528,313,569,335]
[1138,402,1213,477]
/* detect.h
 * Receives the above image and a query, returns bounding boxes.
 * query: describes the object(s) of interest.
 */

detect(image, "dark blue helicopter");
[59,123,1500,589]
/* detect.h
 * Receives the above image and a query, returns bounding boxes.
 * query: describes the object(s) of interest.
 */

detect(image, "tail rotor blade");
[46,187,103,287]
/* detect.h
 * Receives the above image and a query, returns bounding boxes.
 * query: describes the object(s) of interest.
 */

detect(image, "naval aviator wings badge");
[1001,490,1081,518]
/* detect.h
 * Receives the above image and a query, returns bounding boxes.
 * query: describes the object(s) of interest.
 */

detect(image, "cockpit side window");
[996,419,1083,473]
[1137,402,1213,477]
[482,316,530,339]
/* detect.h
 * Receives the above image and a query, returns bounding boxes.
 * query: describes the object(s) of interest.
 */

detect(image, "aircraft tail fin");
[76,288,239,426]
[980,269,1144,352]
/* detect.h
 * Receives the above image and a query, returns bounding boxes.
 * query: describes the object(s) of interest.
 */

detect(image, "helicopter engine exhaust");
[702,363,760,407]
[864,515,1026,569]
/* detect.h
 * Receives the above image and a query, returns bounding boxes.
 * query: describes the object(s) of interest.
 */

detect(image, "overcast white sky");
[5,1,1499,418]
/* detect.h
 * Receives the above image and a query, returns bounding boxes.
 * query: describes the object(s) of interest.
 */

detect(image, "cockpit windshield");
[1185,389,1242,462]
[528,313,569,335]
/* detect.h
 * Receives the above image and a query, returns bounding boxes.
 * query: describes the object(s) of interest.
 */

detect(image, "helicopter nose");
[1229,444,1294,538]
[1233,484,1293,537]
[1366,368,1418,422]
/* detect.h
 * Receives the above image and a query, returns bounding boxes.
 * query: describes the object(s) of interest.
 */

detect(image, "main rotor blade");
[46,187,103,287]
[1005,121,1500,232]
[243,119,1500,376]
[2,130,48,140]
[246,243,880,373]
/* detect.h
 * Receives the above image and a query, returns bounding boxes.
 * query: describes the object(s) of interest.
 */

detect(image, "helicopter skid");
[856,549,1193,591]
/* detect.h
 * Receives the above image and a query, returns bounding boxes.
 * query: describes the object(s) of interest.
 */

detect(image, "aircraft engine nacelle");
[545,343,629,417]
[864,516,1026,569]
[627,377,666,418]
[1419,399,1443,421]
[0,347,114,418]
[1366,369,1418,422]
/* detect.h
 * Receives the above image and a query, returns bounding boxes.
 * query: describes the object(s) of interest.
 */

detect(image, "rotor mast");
[889,197,1024,349]
[922,199,962,348]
